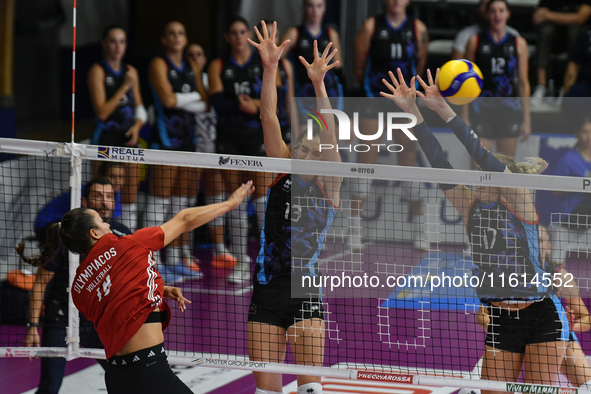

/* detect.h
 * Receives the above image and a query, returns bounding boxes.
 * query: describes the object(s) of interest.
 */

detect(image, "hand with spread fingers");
[299,40,339,87]
[379,68,417,113]
[248,21,291,68]
[415,68,450,114]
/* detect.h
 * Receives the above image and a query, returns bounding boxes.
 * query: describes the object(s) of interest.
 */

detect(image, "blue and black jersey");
[217,51,264,132]
[289,25,343,99]
[471,30,522,115]
[150,56,197,151]
[92,61,136,147]
[467,199,550,301]
[364,15,419,97]
[475,31,520,99]
[256,174,338,285]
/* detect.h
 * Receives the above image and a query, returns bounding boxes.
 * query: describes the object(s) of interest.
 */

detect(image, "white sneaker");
[531,84,546,107]
[228,256,252,284]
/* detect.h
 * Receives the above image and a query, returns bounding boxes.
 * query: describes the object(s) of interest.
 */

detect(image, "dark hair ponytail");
[15,223,61,267]
[60,208,97,255]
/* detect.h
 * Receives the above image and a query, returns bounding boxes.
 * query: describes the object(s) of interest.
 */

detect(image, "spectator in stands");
[353,0,430,251]
[554,119,591,231]
[464,0,531,160]
[208,16,273,284]
[281,0,344,120]
[88,25,144,232]
[147,21,208,283]
[562,28,591,124]
[34,162,126,244]
[452,0,520,60]
[531,0,591,105]
[19,177,130,394]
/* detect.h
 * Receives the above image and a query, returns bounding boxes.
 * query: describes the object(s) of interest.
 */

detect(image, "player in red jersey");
[50,181,254,394]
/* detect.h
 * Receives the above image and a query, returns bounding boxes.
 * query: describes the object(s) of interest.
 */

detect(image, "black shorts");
[105,343,192,394]
[216,127,266,157]
[469,102,522,139]
[485,298,569,354]
[248,275,324,330]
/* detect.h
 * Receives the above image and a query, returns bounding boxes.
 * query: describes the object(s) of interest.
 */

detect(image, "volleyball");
[438,60,484,105]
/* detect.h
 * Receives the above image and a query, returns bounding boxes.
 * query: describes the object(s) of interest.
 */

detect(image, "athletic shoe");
[531,84,546,107]
[228,256,252,284]
[211,252,238,270]
[160,265,185,284]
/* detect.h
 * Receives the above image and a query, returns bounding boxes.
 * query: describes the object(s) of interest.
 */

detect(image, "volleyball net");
[0,133,589,391]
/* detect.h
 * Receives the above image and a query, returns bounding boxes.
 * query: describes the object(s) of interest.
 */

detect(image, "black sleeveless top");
[364,15,419,97]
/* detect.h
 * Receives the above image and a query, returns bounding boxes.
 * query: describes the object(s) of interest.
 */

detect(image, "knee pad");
[297,382,322,394]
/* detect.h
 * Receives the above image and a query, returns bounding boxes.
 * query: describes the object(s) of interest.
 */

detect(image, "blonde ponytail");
[516,157,548,174]
[492,153,548,174]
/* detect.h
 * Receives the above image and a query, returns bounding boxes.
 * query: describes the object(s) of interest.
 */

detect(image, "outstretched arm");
[161,182,254,246]
[299,40,342,203]
[381,68,475,223]
[416,70,541,223]
[248,21,292,159]
[416,69,507,174]
[299,40,341,164]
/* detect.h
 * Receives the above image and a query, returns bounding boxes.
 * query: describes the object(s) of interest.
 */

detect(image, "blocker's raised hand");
[380,68,417,113]
[299,40,339,87]
[416,68,448,113]
[248,21,290,68]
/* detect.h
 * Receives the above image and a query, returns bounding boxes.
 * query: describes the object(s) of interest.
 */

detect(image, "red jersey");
[72,226,171,359]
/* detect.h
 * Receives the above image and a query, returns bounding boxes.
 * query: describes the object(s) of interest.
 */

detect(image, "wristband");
[26,322,40,329]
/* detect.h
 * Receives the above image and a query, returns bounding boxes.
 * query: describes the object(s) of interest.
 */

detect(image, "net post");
[70,0,76,143]
[66,142,84,360]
